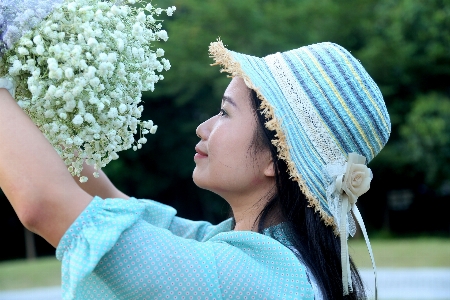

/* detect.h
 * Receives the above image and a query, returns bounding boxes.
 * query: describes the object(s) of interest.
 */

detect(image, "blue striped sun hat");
[209,39,390,296]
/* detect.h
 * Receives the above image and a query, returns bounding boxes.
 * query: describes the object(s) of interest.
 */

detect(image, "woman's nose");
[196,115,216,140]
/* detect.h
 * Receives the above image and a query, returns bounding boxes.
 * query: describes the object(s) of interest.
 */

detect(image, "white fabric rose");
[343,162,372,205]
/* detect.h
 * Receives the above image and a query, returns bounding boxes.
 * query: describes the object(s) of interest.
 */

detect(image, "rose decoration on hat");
[325,152,376,296]
[335,153,372,206]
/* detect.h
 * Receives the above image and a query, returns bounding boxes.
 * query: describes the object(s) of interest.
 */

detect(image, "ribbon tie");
[329,153,378,298]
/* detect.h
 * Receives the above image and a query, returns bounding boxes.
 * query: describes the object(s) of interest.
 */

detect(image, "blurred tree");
[400,93,450,187]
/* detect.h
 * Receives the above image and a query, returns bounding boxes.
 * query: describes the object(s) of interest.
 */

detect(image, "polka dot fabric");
[56,197,315,299]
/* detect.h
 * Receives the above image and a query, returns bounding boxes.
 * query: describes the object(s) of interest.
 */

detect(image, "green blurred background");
[1,0,450,266]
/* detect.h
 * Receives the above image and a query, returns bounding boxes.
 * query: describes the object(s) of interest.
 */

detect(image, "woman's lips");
[194,146,208,159]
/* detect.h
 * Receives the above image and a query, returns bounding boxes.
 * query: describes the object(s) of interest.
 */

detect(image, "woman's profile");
[0,39,390,299]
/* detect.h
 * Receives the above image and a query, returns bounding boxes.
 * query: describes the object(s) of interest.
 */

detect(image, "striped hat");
[209,39,390,296]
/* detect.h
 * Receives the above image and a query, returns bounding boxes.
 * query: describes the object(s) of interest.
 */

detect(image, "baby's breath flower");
[156,30,168,41]
[1,0,175,181]
[35,45,45,55]
[150,125,158,134]
[72,115,84,125]
[65,68,74,79]
[156,48,164,57]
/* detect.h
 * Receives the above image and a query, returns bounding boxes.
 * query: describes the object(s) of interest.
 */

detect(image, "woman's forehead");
[223,77,251,106]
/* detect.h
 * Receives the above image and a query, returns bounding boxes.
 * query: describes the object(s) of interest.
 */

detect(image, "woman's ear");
[263,157,275,177]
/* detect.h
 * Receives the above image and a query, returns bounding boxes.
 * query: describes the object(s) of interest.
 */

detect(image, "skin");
[0,77,274,248]
[193,77,276,231]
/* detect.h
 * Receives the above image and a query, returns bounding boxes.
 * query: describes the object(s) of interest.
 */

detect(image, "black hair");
[249,89,367,300]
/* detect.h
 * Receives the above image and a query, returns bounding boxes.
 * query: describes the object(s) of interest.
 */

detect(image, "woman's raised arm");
[0,88,93,247]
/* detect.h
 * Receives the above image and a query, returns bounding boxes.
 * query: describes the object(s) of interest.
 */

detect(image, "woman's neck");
[231,192,282,232]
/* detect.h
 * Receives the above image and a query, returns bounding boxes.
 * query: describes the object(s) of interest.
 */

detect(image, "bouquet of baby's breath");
[0,0,175,181]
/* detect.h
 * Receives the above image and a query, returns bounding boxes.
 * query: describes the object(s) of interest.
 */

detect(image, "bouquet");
[0,0,175,182]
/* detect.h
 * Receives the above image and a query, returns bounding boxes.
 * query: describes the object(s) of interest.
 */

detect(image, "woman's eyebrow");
[222,95,237,107]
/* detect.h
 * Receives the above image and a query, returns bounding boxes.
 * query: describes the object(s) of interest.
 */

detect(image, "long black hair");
[249,89,367,300]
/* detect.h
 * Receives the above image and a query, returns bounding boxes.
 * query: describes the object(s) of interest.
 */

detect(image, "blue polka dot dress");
[56,197,316,299]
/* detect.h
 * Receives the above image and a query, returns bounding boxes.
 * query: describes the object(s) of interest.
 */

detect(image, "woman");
[0,40,390,299]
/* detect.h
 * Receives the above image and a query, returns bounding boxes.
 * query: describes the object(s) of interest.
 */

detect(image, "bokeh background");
[1,0,449,268]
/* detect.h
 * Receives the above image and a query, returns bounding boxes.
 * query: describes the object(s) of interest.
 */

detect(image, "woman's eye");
[218,108,227,117]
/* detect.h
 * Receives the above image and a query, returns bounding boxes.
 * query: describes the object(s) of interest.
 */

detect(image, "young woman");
[0,40,390,299]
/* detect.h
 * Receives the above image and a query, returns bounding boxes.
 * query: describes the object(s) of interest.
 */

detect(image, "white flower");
[111,5,121,16]
[156,30,168,41]
[47,58,58,69]
[87,37,98,47]
[156,48,164,57]
[72,115,84,125]
[86,66,96,78]
[73,136,83,146]
[107,107,118,118]
[33,35,43,45]
[67,2,77,12]
[132,23,143,36]
[65,68,74,79]
[84,113,95,123]
[137,12,146,23]
[55,88,65,98]
[143,120,153,129]
[166,8,174,16]
[45,110,55,119]
[9,60,23,75]
[90,77,100,87]
[161,58,171,70]
[119,103,127,114]
[64,99,76,112]
[116,39,125,52]
[99,52,108,61]
[19,38,34,48]
[344,163,372,201]
[35,45,45,55]
[18,47,29,56]
[116,22,125,31]
[150,125,158,134]
[108,52,117,63]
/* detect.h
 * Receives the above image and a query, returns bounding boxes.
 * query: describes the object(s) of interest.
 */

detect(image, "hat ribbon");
[333,152,378,298]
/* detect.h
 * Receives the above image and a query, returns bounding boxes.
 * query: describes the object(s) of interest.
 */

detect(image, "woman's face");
[193,77,274,201]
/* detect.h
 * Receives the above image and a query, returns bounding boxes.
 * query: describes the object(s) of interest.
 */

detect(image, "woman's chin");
[192,167,205,188]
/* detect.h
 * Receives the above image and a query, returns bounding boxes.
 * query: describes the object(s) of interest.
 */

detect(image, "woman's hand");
[0,87,92,248]
[74,158,130,200]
